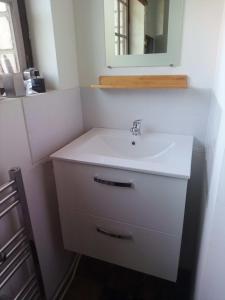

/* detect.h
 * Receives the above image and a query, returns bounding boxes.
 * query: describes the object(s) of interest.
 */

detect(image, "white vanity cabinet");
[53,160,188,282]
[51,128,193,283]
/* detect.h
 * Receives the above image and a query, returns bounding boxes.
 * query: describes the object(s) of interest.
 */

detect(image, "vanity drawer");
[60,210,181,282]
[53,160,188,236]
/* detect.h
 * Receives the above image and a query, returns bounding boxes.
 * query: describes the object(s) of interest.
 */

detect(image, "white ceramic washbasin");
[97,134,175,159]
[51,128,193,179]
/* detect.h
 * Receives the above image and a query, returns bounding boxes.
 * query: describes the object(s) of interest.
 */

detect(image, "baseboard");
[52,254,82,300]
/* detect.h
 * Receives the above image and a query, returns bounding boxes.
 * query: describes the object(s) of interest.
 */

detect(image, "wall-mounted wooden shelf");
[91,75,188,89]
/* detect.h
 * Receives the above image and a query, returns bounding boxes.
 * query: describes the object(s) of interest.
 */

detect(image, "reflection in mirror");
[114,0,170,56]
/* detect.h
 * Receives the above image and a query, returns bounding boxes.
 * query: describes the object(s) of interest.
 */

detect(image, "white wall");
[81,88,210,146]
[0,89,84,299]
[194,3,225,299]
[129,0,145,55]
[145,0,157,38]
[25,0,79,90]
[145,0,169,53]
[25,0,59,90]
[74,0,224,88]
[50,0,79,89]
[23,89,82,163]
[194,91,225,300]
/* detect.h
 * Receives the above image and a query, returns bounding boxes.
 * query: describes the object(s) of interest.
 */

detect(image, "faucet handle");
[133,119,142,127]
[131,119,142,136]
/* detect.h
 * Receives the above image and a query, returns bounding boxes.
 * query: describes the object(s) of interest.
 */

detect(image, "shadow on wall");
[180,142,206,271]
[23,160,75,298]
[41,161,65,250]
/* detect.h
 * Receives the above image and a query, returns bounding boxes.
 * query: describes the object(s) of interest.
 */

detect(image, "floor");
[63,256,191,300]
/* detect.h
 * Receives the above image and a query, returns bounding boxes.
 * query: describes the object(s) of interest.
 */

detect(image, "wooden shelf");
[91,75,188,89]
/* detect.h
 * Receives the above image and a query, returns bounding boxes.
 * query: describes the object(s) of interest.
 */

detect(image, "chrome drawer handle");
[96,227,133,240]
[94,177,133,188]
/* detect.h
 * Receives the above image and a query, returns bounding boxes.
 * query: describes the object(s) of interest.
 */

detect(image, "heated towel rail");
[0,168,44,299]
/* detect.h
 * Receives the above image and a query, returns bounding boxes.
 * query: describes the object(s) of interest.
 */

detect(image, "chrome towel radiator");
[0,168,44,300]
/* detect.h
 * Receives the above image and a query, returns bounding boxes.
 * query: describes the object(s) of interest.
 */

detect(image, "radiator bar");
[27,286,39,300]
[14,274,36,300]
[0,227,25,253]
[0,244,30,278]
[0,235,28,266]
[0,200,20,219]
[18,279,38,300]
[0,180,15,194]
[0,190,18,206]
[0,251,31,289]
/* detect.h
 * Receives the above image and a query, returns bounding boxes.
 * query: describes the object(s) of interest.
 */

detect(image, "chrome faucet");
[130,119,142,136]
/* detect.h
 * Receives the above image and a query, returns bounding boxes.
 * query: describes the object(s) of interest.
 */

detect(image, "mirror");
[104,0,185,67]
[114,0,169,56]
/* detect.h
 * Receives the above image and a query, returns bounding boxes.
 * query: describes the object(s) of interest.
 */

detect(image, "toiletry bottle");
[31,70,46,93]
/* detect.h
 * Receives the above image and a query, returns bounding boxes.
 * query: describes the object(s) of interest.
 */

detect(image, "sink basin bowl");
[98,134,175,159]
[51,128,193,179]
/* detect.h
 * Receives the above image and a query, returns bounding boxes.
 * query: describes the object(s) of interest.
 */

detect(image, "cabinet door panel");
[60,211,181,282]
[53,161,187,236]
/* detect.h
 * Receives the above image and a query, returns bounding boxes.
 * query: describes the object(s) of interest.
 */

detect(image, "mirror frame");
[104,0,185,67]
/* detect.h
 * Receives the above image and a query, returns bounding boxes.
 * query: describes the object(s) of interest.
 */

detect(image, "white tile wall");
[0,89,84,299]
[22,88,83,163]
[81,88,210,148]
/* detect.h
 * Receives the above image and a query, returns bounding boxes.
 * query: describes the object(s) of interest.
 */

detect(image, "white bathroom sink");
[51,128,193,179]
[97,134,175,159]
